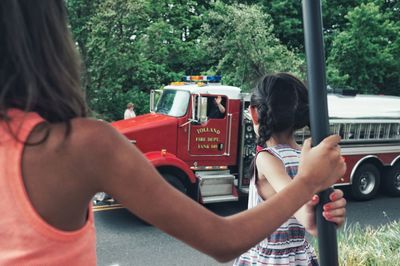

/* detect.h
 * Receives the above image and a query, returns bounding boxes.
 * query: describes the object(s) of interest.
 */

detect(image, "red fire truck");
[103,76,400,206]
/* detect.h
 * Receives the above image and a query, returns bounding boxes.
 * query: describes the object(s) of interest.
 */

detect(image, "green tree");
[68,0,213,120]
[261,1,304,50]
[375,0,400,21]
[141,0,210,79]
[257,0,361,53]
[66,0,101,67]
[66,0,399,119]
[322,0,363,54]
[202,2,304,91]
[83,0,151,120]
[328,2,400,95]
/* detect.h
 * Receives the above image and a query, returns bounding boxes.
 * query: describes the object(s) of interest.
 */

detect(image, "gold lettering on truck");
[196,128,221,135]
[197,144,210,149]
[195,128,222,150]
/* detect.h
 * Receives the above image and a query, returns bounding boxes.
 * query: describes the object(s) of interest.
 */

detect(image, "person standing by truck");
[0,1,346,265]
[235,73,346,266]
[124,102,136,119]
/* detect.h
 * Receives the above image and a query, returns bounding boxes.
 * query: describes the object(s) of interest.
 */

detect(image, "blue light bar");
[182,75,222,83]
[206,76,222,82]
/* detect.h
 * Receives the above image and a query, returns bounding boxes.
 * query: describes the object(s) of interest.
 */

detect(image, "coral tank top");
[0,109,96,265]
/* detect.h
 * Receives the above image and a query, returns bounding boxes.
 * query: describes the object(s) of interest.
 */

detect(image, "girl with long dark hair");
[235,73,346,266]
[0,1,346,264]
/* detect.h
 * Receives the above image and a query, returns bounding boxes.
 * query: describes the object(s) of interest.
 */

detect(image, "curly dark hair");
[250,73,309,148]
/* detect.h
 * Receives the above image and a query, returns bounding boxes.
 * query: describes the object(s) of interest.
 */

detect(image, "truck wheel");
[383,163,400,197]
[163,173,187,195]
[351,163,380,201]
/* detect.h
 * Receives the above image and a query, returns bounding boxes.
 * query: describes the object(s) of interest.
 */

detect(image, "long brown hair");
[0,0,87,123]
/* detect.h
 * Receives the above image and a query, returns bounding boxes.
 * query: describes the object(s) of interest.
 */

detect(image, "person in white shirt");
[124,102,136,119]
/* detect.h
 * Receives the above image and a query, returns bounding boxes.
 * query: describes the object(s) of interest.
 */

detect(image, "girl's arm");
[64,120,346,262]
[256,152,346,236]
[215,96,226,114]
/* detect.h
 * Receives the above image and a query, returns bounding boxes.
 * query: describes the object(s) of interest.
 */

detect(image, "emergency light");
[183,75,222,83]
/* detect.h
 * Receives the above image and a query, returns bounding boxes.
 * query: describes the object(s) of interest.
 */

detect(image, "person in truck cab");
[208,95,226,119]
[0,1,346,265]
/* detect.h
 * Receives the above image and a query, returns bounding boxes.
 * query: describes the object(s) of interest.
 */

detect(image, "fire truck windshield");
[155,89,190,117]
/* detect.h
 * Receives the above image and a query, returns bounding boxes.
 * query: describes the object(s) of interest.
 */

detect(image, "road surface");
[95,194,400,266]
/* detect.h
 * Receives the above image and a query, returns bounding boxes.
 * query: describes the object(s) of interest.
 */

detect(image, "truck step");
[196,171,236,197]
[202,195,239,204]
[199,174,235,182]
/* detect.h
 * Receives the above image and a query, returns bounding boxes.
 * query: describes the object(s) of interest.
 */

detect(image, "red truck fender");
[144,151,196,184]
[349,155,384,184]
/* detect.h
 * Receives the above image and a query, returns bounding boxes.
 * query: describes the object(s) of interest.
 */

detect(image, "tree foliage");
[202,2,304,91]
[66,0,400,120]
[68,0,211,120]
[328,2,400,94]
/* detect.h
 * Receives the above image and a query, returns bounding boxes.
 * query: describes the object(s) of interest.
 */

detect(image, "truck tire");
[383,163,400,197]
[163,173,187,195]
[351,163,380,201]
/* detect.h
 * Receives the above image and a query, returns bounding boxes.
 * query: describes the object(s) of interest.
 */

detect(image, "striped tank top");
[0,109,97,265]
[234,144,318,266]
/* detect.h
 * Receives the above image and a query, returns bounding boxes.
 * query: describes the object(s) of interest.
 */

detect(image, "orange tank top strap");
[0,108,97,265]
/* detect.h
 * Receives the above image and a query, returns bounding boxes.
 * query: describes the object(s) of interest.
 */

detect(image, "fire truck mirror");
[149,89,162,113]
[199,97,208,123]
[150,90,155,112]
[195,96,208,124]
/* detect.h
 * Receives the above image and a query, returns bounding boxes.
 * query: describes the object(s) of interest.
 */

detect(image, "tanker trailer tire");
[383,163,400,197]
[351,163,380,201]
[163,173,187,195]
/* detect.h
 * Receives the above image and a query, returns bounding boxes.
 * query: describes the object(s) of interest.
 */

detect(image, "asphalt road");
[95,193,400,266]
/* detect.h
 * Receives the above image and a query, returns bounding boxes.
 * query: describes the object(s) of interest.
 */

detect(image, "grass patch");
[312,220,400,265]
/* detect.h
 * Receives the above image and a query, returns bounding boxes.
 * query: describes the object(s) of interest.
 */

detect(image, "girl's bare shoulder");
[24,117,133,207]
[28,118,128,182]
[22,118,124,230]
[56,118,128,163]
[256,151,286,177]
[42,118,124,151]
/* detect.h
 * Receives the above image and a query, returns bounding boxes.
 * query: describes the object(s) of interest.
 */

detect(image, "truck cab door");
[188,95,230,157]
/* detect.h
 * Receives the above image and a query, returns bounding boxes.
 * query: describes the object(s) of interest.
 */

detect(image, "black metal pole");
[302,1,338,266]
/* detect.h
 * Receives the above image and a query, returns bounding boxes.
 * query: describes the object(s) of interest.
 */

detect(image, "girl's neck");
[266,133,300,149]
